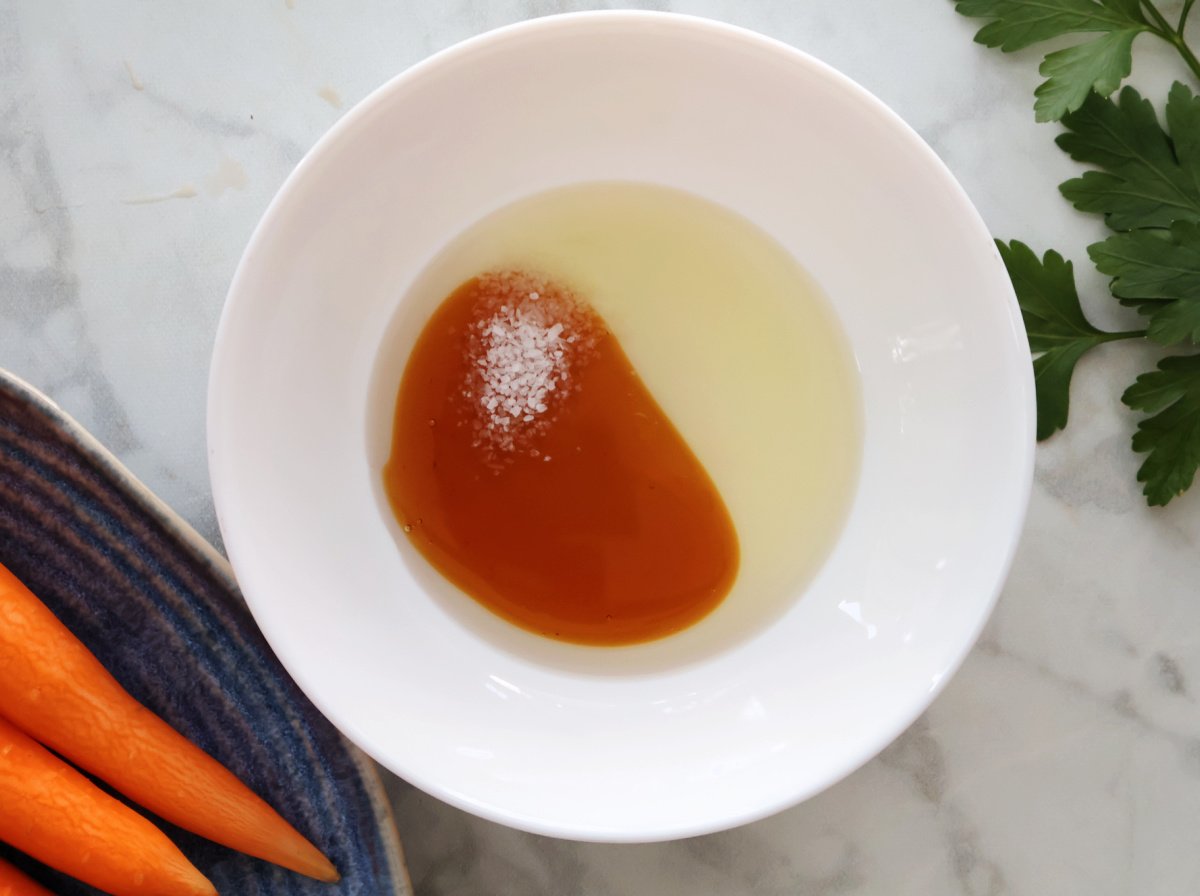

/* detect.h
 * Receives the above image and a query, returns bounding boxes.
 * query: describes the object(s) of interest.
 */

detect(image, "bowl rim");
[209,9,1035,842]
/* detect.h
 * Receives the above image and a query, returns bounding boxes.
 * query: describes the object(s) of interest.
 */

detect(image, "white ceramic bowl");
[209,12,1034,842]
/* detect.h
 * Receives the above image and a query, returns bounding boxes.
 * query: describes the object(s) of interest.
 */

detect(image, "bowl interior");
[208,12,1033,841]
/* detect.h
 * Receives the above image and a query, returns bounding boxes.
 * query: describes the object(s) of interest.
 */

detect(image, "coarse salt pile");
[462,270,598,459]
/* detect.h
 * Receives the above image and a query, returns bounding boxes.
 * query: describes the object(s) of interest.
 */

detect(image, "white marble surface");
[3,1,1199,893]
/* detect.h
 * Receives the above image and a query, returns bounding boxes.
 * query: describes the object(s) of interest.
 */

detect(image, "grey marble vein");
[0,9,139,457]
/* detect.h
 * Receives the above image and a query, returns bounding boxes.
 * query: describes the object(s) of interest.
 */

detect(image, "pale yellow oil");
[379,181,862,662]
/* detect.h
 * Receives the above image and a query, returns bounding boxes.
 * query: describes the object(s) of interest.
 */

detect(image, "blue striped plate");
[0,368,411,896]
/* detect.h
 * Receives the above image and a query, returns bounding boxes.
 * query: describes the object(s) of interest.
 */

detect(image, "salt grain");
[462,271,598,459]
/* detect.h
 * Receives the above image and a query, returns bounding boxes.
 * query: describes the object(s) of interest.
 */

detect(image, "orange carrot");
[0,857,58,896]
[0,563,337,882]
[0,715,216,896]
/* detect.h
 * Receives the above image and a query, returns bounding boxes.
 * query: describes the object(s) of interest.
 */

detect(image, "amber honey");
[384,270,739,645]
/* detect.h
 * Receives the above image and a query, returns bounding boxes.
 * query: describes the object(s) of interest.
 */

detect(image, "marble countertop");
[4,1,1199,894]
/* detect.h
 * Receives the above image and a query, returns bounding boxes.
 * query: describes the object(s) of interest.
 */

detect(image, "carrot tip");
[281,843,339,883]
[185,862,220,896]
[304,856,340,884]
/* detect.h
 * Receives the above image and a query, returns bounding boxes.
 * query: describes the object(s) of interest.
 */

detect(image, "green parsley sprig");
[956,0,1200,121]
[956,0,1200,505]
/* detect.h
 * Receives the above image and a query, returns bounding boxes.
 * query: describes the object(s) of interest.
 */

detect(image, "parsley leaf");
[954,0,1151,120]
[1036,29,1140,121]
[1090,221,1200,344]
[956,0,1147,51]
[999,240,1134,439]
[956,1,1200,504]
[1058,83,1200,230]
[1122,354,1200,504]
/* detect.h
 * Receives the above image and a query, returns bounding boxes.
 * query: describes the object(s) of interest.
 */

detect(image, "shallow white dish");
[209,12,1034,842]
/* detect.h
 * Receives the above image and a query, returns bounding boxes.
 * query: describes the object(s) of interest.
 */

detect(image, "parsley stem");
[1141,0,1174,35]
[1099,329,1148,342]
[1137,0,1166,34]
[1142,0,1200,83]
[1172,35,1200,84]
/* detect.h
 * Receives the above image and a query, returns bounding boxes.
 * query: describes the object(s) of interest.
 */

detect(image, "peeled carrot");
[0,857,58,896]
[0,715,216,896]
[0,563,337,882]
